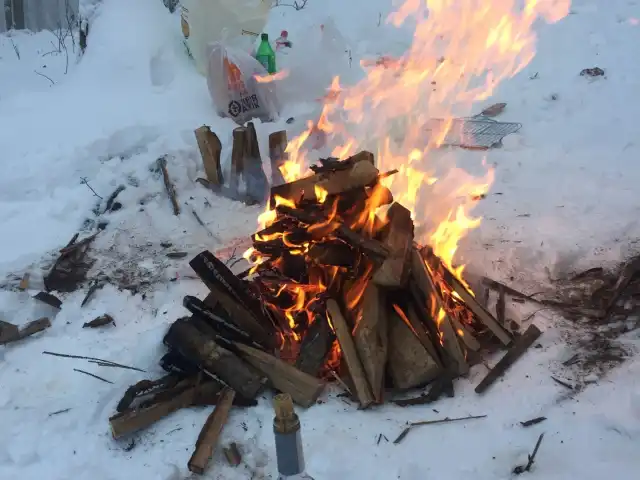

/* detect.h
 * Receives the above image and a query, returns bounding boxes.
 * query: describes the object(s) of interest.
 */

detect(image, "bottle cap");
[261,33,269,41]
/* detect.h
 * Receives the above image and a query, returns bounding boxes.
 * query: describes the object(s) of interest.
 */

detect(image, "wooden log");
[326,299,374,408]
[294,314,335,377]
[403,301,443,368]
[450,316,481,352]
[243,122,269,203]
[233,342,325,408]
[422,247,513,346]
[163,318,266,399]
[268,130,288,186]
[189,251,276,349]
[230,127,246,192]
[270,151,379,207]
[410,248,468,375]
[353,283,388,403]
[387,306,441,390]
[0,320,20,344]
[373,203,413,287]
[183,295,263,349]
[194,125,224,185]
[0,317,51,345]
[188,387,236,475]
[157,156,180,215]
[475,324,542,394]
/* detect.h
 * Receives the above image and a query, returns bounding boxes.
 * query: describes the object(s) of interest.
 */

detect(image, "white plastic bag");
[206,43,280,125]
[181,0,271,75]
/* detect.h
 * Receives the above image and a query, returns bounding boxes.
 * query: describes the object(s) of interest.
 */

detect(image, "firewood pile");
[110,151,543,471]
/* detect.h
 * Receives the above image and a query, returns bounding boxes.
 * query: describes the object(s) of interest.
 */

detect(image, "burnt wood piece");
[387,306,441,390]
[475,324,542,394]
[233,342,325,408]
[276,205,389,258]
[160,350,201,376]
[449,315,481,352]
[223,442,242,467]
[44,233,96,293]
[188,387,236,475]
[189,251,276,349]
[157,156,180,216]
[404,300,443,368]
[326,299,374,408]
[195,125,224,185]
[372,203,414,287]
[268,130,288,186]
[269,151,379,207]
[0,317,51,345]
[104,184,126,213]
[116,374,181,413]
[243,122,270,204]
[163,318,266,399]
[109,377,250,439]
[183,296,263,349]
[353,283,388,403]
[410,248,468,375]
[83,314,115,328]
[230,127,246,192]
[422,247,513,346]
[33,291,62,309]
[307,241,356,268]
[294,314,335,377]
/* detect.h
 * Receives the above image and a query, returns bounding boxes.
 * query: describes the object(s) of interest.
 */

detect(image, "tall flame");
[272,0,569,275]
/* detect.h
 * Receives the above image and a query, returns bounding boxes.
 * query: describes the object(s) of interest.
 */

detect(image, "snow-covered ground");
[1,0,640,478]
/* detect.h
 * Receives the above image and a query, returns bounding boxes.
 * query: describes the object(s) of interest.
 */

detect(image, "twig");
[42,351,145,372]
[393,414,487,444]
[73,368,114,384]
[513,433,545,474]
[80,177,102,199]
[157,156,180,215]
[11,39,20,59]
[191,208,220,241]
[520,416,546,427]
[48,408,71,417]
[330,370,353,397]
[35,70,55,85]
[550,376,574,390]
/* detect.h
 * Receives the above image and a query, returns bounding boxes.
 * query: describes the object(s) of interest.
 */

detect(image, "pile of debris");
[109,150,543,473]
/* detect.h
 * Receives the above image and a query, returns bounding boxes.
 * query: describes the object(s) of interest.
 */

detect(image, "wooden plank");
[353,283,388,403]
[268,130,288,186]
[188,387,236,475]
[475,324,542,394]
[326,299,374,408]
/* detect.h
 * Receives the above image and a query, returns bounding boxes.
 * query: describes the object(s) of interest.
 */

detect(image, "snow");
[1,0,640,479]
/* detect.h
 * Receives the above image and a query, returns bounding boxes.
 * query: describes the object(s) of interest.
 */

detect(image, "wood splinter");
[188,387,236,475]
[157,156,180,216]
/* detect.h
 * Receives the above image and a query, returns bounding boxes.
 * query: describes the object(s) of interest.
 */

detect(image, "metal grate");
[425,117,522,149]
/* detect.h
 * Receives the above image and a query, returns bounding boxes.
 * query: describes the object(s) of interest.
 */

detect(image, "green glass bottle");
[256,33,276,74]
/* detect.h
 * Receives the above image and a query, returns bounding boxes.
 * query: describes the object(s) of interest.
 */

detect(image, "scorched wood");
[163,318,266,399]
[410,248,468,375]
[294,314,335,377]
[373,203,413,287]
[475,324,542,394]
[269,151,379,207]
[189,251,276,349]
[233,342,325,408]
[421,246,513,346]
[326,299,374,408]
[354,283,388,403]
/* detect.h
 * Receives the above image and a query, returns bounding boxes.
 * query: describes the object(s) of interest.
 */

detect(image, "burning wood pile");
[174,150,539,404]
[110,151,544,465]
